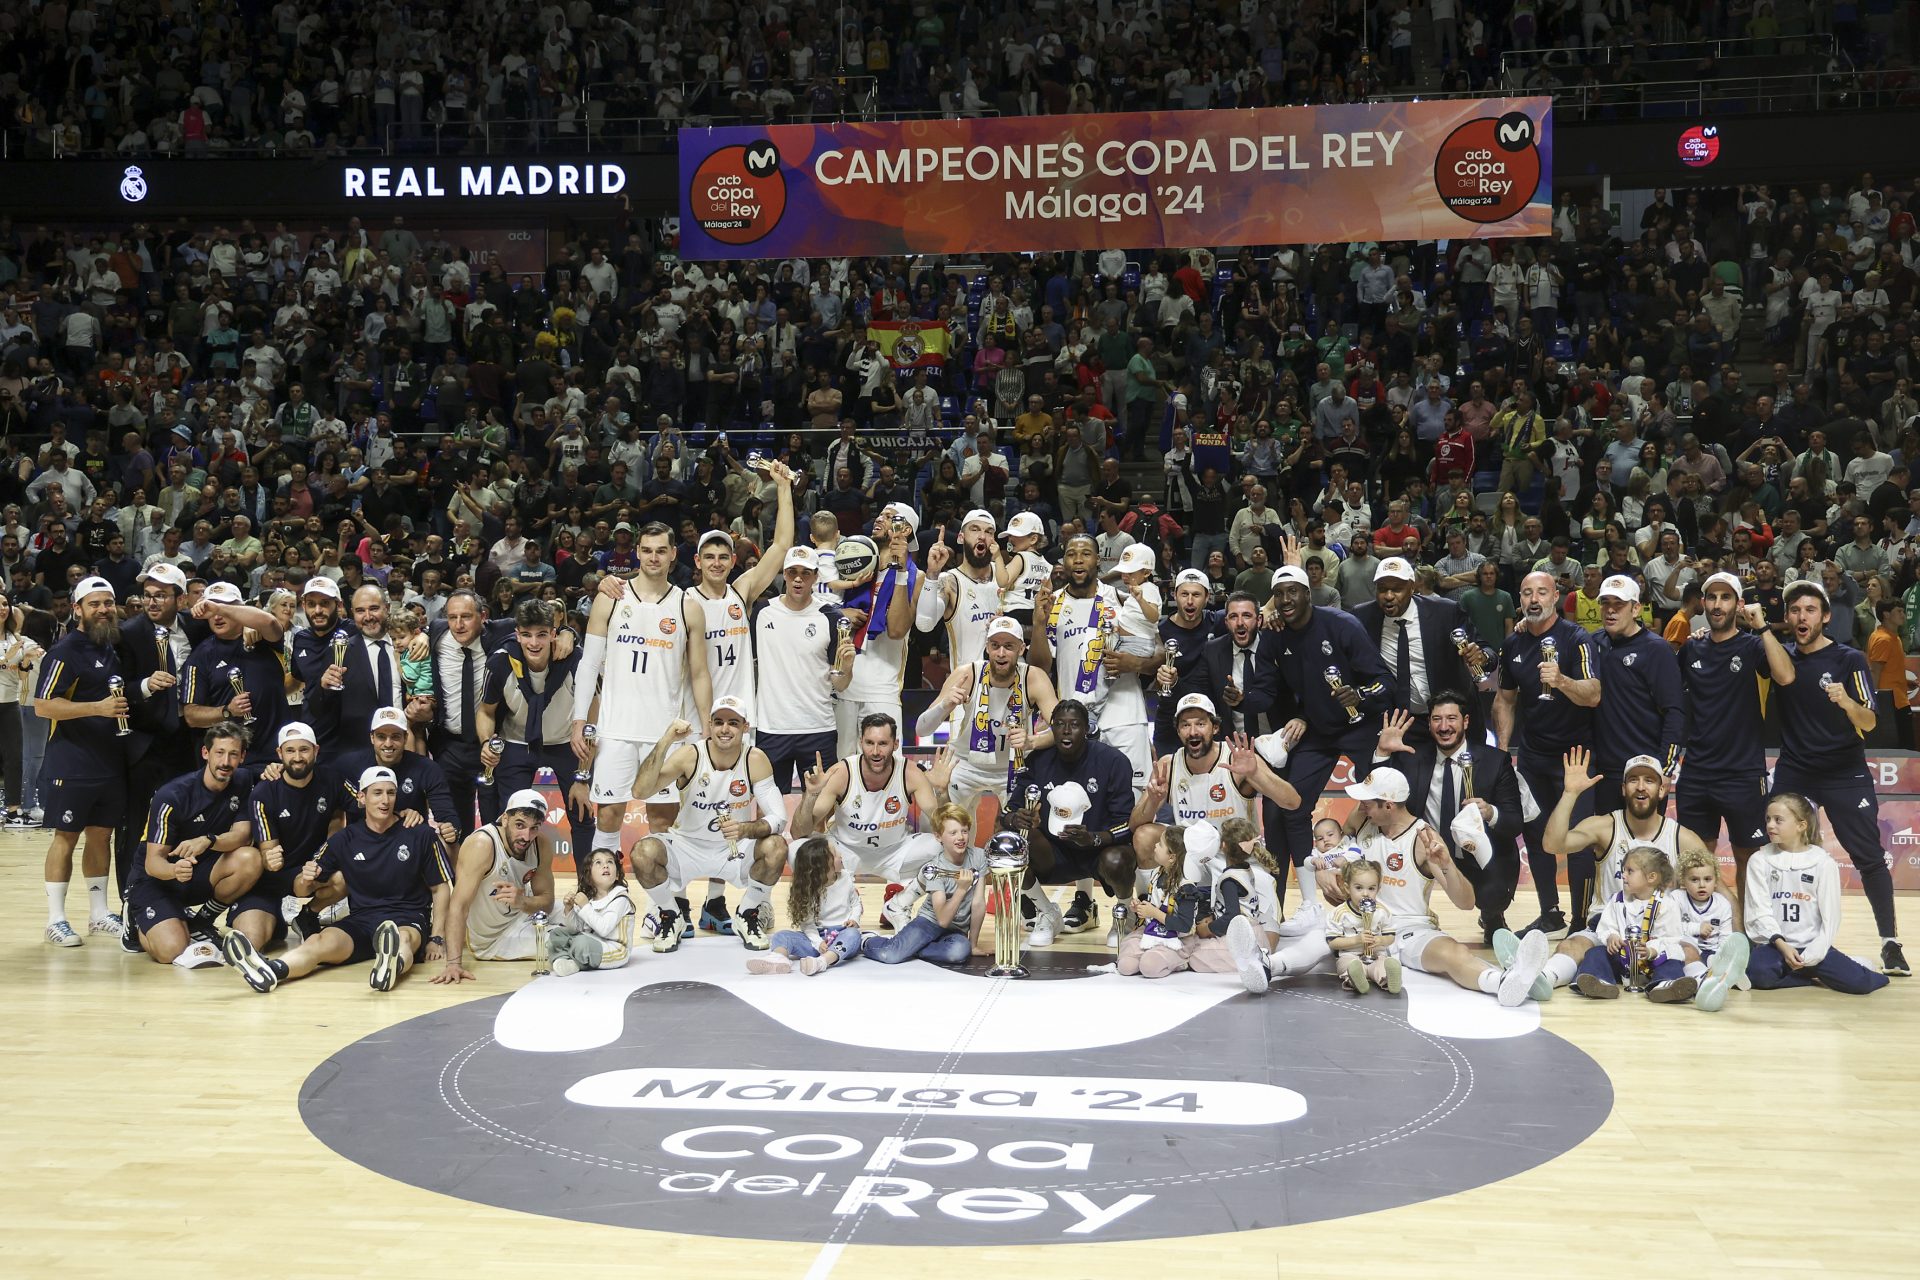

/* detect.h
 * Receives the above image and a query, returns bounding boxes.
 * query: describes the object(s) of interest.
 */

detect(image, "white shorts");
[470,911,539,962]
[948,759,1009,827]
[836,695,903,759]
[591,736,681,805]
[1390,926,1451,973]
[829,830,943,883]
[1096,722,1153,799]
[665,831,758,888]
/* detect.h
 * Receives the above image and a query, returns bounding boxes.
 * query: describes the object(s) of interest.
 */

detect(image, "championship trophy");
[229,668,253,724]
[108,675,129,736]
[530,909,551,977]
[481,736,505,787]
[1622,923,1647,992]
[1324,665,1364,724]
[984,830,1031,979]
[1537,636,1559,700]
[331,631,349,684]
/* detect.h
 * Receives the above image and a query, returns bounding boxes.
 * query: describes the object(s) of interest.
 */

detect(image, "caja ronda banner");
[676,98,1551,259]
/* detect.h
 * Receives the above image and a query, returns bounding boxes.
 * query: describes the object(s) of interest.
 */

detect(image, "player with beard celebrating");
[1133,694,1300,897]
[37,576,133,946]
[1030,535,1163,798]
[916,508,1006,672]
[916,616,1060,833]
[431,787,557,981]
[288,576,355,756]
[1677,572,1795,914]
[243,721,347,948]
[838,504,920,760]
[1491,571,1598,938]
[1152,569,1226,755]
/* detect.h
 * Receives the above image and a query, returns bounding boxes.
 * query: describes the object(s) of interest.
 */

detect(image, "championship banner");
[677,99,1551,259]
[868,319,948,368]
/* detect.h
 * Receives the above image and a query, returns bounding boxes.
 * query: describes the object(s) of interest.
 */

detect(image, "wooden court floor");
[5,832,1917,1280]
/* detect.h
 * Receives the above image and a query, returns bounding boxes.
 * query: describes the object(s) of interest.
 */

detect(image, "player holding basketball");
[431,787,557,981]
[793,712,956,932]
[916,615,1059,831]
[628,698,789,950]
[915,508,1006,673]
[570,521,713,876]
[224,765,452,993]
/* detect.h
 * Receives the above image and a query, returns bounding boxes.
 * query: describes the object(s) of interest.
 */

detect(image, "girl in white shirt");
[1744,795,1889,994]
[546,848,636,974]
[748,837,863,976]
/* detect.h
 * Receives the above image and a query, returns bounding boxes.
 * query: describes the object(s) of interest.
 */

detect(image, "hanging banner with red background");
[677,98,1551,260]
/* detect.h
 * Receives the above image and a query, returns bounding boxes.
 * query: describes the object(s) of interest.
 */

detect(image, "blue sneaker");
[699,895,735,935]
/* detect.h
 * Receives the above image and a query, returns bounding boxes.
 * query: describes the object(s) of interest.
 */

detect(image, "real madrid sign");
[341,161,631,200]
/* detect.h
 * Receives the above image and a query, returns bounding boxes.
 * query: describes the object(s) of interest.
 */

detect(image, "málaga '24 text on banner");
[677,99,1551,260]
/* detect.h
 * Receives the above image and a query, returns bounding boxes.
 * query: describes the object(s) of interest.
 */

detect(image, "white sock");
[740,880,771,912]
[46,882,67,926]
[644,881,678,914]
[85,877,110,919]
[1683,959,1707,979]
[1544,953,1578,988]
[1293,864,1316,911]
[1883,936,1901,947]
[1025,883,1053,910]
[592,828,622,852]
[1477,967,1502,994]
[1075,877,1095,895]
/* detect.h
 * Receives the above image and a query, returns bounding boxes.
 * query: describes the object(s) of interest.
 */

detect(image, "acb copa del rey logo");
[689,140,789,246]
[1432,110,1543,224]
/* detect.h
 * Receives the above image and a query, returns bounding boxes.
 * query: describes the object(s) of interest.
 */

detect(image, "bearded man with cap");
[914,507,1005,672]
[430,785,558,982]
[36,575,133,947]
[287,574,356,755]
[336,705,459,851]
[994,509,1054,628]
[1677,571,1796,914]
[1002,698,1141,947]
[181,580,289,764]
[224,763,453,993]
[1768,577,1908,975]
[1151,569,1226,754]
[628,698,791,951]
[244,720,348,948]
[917,614,1061,832]
[1350,555,1484,743]
[1264,548,1394,903]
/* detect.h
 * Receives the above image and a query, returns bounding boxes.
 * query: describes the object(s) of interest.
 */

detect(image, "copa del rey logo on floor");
[340,162,630,199]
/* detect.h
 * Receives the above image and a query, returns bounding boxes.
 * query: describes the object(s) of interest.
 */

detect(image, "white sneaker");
[89,913,124,936]
[1275,904,1324,938]
[1497,929,1552,1007]
[881,885,919,932]
[28,807,43,825]
[44,920,82,948]
[1027,901,1062,948]
[1105,902,1129,948]
[550,956,580,977]
[1226,915,1270,994]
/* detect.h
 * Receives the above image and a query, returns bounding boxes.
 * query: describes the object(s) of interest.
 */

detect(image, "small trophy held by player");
[229,668,253,724]
[1450,626,1473,652]
[481,736,505,787]
[1537,636,1559,701]
[330,631,349,690]
[153,624,168,669]
[1359,894,1376,962]
[1160,637,1180,692]
[109,675,129,736]
[1323,665,1364,725]
[531,910,551,977]
[984,831,1031,979]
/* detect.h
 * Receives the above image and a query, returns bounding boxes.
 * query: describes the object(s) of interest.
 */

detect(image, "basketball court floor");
[6,830,1915,1279]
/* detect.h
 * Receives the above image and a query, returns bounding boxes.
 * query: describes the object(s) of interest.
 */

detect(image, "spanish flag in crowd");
[868,319,949,369]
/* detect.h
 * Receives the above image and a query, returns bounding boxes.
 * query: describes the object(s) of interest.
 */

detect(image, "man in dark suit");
[1368,692,1523,943]
[1349,555,1483,743]
[1200,590,1283,737]
[111,562,207,930]
[302,581,405,754]
[422,586,513,834]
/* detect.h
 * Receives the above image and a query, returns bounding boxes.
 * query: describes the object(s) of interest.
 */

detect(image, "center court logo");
[303,950,1610,1245]
[687,140,788,246]
[1432,111,1542,224]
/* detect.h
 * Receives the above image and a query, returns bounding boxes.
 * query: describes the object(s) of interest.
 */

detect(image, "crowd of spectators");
[4,168,1920,718]
[0,0,1882,159]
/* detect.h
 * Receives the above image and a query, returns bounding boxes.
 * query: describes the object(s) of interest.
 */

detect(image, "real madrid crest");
[120,165,148,202]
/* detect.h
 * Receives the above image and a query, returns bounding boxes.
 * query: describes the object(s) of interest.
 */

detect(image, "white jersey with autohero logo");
[827,754,915,857]
[600,582,690,739]
[1170,747,1254,828]
[1002,550,1053,612]
[1593,812,1681,924]
[945,567,1003,670]
[696,584,755,722]
[670,742,754,856]
[1357,818,1440,930]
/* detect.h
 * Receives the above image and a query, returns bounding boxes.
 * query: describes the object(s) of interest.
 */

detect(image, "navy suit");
[1350,595,1477,728]
[421,617,512,833]
[1372,740,1524,933]
[302,630,405,750]
[1199,630,1284,737]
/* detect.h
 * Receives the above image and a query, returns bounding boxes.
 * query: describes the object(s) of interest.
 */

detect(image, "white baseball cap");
[1373,556,1417,582]
[1701,571,1745,597]
[202,581,244,605]
[1045,781,1091,837]
[882,503,919,534]
[71,575,115,603]
[358,765,398,792]
[984,616,1024,642]
[276,722,317,748]
[1173,569,1210,589]
[1005,511,1044,539]
[301,575,342,600]
[782,546,818,572]
[961,508,997,532]
[1271,565,1310,588]
[1598,574,1642,603]
[503,787,548,816]
[1622,754,1666,780]
[711,694,751,722]
[1183,819,1221,865]
[1347,767,1411,804]
[140,563,187,591]
[697,529,734,552]
[1783,579,1830,607]
[1175,692,1218,722]
[1114,543,1156,574]
[369,706,409,733]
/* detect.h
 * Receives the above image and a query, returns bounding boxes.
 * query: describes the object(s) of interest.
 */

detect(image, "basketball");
[834,534,879,581]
